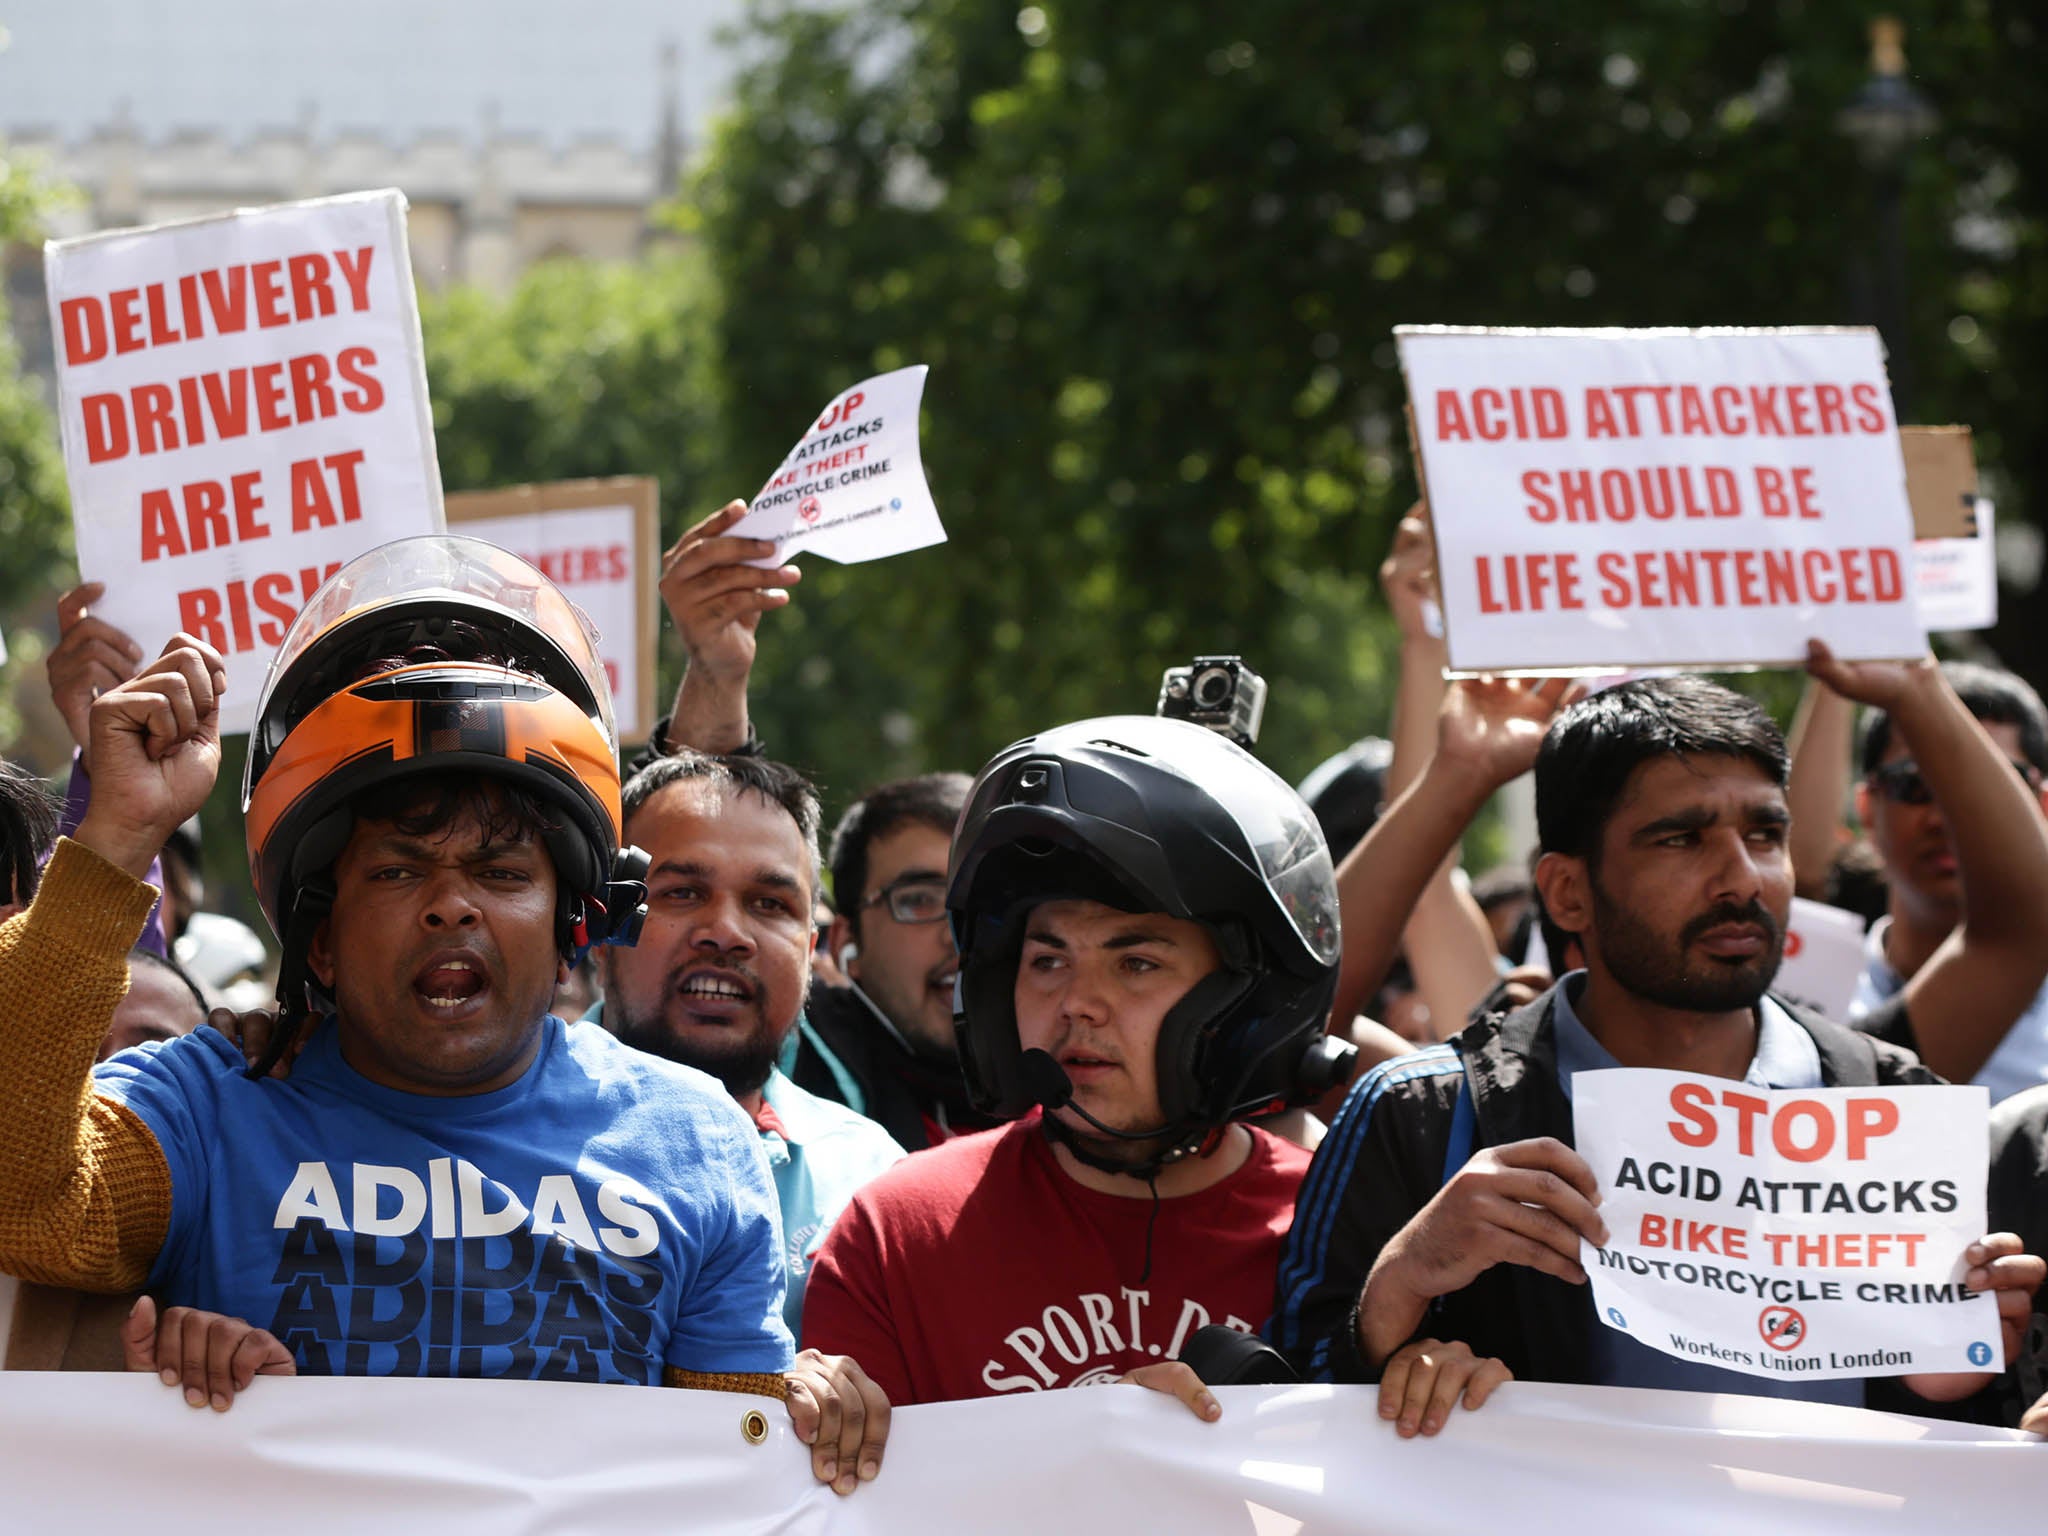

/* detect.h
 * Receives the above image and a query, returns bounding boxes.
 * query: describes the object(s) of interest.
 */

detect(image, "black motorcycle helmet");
[948,716,1346,1159]
[1296,736,1392,864]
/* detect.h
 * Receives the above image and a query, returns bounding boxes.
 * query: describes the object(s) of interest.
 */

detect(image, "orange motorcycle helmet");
[243,537,635,1001]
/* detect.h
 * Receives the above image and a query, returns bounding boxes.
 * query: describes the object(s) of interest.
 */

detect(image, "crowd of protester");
[3,485,2048,1500]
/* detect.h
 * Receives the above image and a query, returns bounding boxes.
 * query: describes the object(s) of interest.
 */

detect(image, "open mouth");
[413,952,490,1013]
[927,964,959,998]
[672,967,755,1021]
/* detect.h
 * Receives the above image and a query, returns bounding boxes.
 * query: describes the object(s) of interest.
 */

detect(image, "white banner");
[1576,1071,1999,1380]
[0,1375,2035,1532]
[45,189,443,734]
[1399,326,1923,674]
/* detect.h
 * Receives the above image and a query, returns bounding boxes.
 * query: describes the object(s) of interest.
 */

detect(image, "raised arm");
[1784,674,1856,899]
[1379,513,1511,1038]
[1331,676,1579,1031]
[1805,642,2048,1082]
[657,500,802,755]
[0,637,224,1290]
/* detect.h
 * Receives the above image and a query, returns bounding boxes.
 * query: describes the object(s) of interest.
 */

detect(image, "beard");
[608,993,785,1100]
[1589,879,1784,1014]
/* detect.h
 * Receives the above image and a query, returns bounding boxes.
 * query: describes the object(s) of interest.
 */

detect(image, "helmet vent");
[1088,737,1150,758]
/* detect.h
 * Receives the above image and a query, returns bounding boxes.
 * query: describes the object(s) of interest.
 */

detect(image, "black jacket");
[1271,983,1938,1393]
[1986,1084,2048,1425]
[788,984,999,1153]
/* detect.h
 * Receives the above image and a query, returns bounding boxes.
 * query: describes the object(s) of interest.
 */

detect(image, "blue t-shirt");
[94,1016,794,1384]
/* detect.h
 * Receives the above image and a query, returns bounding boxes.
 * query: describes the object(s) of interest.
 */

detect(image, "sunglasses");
[1868,756,2041,807]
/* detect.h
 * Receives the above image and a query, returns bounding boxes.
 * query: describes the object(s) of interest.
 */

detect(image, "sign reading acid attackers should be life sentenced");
[1574,1070,2000,1382]
[45,190,442,734]
[1399,327,1924,674]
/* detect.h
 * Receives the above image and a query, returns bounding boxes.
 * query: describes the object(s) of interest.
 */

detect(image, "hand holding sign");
[74,635,226,879]
[1379,510,1440,644]
[47,583,144,772]
[1801,636,1938,714]
[1361,1137,1608,1367]
[1436,676,1585,794]
[659,500,802,688]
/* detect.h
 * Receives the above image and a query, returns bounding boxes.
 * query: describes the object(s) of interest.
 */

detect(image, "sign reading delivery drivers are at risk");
[45,189,442,735]
[1574,1070,2000,1382]
[1399,327,1924,674]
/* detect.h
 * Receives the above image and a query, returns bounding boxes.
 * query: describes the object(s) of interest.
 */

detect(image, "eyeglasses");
[1868,756,2041,807]
[860,874,950,925]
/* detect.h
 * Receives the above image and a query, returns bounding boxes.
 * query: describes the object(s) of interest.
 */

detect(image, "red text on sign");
[59,247,376,366]
[177,563,342,656]
[1666,1084,1902,1162]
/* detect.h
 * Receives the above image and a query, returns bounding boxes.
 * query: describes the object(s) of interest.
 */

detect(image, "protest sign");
[1575,1070,1999,1381]
[0,1374,2034,1534]
[1915,498,1998,634]
[1901,425,1978,542]
[727,365,945,564]
[445,478,660,743]
[1398,327,1923,675]
[44,190,442,735]
[1772,897,1870,1022]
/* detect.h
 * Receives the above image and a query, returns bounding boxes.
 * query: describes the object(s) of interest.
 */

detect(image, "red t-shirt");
[801,1112,1310,1404]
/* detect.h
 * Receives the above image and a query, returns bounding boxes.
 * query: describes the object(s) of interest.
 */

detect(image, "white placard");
[1914,498,1998,634]
[1576,1070,1999,1381]
[1400,327,1924,674]
[729,365,945,564]
[44,190,443,734]
[456,507,641,728]
[1773,897,1871,1023]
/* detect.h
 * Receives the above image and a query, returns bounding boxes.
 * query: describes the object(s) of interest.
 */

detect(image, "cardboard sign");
[1575,1070,1999,1381]
[1914,498,1998,634]
[728,365,945,564]
[1398,327,1923,675]
[444,478,661,744]
[1901,426,1978,542]
[44,190,442,734]
[1772,897,1870,1022]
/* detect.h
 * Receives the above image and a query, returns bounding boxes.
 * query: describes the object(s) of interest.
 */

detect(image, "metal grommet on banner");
[740,1408,769,1445]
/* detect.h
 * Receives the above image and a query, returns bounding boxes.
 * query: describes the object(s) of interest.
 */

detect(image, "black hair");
[623,752,822,878]
[1858,661,2048,777]
[348,772,564,852]
[0,758,58,908]
[127,945,209,1018]
[827,772,971,924]
[1535,677,1788,864]
[1822,837,1891,927]
[1468,864,1533,913]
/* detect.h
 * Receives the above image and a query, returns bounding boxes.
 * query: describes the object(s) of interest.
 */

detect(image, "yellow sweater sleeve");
[0,838,173,1291]
[663,1367,791,1399]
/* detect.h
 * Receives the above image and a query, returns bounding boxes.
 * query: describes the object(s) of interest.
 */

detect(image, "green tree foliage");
[686,0,2048,801]
[0,149,77,757]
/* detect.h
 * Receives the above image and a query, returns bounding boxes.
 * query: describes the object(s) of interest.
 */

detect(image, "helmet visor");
[251,535,616,752]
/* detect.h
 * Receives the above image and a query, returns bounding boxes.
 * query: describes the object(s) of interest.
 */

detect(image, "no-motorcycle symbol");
[798,495,822,524]
[1759,1305,1808,1352]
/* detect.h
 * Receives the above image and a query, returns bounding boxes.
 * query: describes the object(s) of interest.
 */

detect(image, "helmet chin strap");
[1020,1048,1214,1181]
